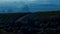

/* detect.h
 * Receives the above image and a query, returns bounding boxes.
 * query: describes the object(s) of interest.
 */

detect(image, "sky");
[0,0,60,13]
[0,0,59,4]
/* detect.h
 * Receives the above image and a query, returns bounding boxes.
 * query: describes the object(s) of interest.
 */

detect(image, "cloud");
[0,0,60,13]
[0,0,59,4]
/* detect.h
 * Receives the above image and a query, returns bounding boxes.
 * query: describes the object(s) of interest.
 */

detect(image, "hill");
[0,11,60,34]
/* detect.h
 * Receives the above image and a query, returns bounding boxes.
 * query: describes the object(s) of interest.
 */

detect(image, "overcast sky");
[0,0,60,13]
[0,0,59,4]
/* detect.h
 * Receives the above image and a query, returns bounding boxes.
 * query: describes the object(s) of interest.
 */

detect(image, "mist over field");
[0,0,60,13]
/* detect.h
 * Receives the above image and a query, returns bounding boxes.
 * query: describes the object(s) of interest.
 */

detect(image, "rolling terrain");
[0,11,60,34]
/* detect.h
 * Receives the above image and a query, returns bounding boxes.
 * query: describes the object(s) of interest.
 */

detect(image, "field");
[0,11,60,34]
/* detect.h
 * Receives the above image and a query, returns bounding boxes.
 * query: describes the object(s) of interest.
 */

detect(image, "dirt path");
[15,14,31,23]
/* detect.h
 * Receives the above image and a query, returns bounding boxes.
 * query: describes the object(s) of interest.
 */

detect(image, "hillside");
[0,11,60,34]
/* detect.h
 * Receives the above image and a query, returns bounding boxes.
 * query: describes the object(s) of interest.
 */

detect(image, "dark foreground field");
[0,11,60,34]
